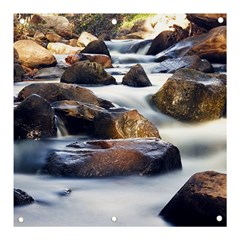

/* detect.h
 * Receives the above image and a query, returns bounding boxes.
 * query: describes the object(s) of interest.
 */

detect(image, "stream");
[14,39,226,226]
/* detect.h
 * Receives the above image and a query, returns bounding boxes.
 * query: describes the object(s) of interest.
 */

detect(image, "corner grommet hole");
[216,215,223,222]
[218,17,224,24]
[18,217,24,223]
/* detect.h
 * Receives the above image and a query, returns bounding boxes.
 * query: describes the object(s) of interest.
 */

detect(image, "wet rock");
[65,53,113,68]
[160,171,226,226]
[16,83,114,109]
[14,94,57,140]
[33,67,64,79]
[152,55,214,73]
[14,189,35,206]
[81,40,111,58]
[152,68,226,122]
[14,40,57,68]
[186,14,226,30]
[156,26,226,63]
[42,138,182,177]
[122,64,152,87]
[52,101,160,138]
[61,61,116,85]
[77,31,98,47]
[94,107,160,139]
[14,50,25,82]
[47,42,80,54]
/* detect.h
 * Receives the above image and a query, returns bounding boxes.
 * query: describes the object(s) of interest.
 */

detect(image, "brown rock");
[152,68,226,122]
[61,61,116,85]
[14,40,57,68]
[186,14,226,30]
[156,26,226,63]
[42,138,182,177]
[65,53,113,68]
[16,83,114,109]
[14,94,57,140]
[68,39,79,47]
[130,19,154,33]
[45,31,63,42]
[47,42,80,54]
[81,40,111,58]
[160,171,226,226]
[122,64,152,87]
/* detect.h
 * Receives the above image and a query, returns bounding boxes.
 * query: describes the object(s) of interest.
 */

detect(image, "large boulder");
[156,26,226,63]
[42,138,182,177]
[47,42,80,54]
[77,31,98,47]
[16,83,114,109]
[152,68,226,122]
[14,189,35,207]
[14,40,57,68]
[52,101,160,138]
[81,40,111,58]
[14,94,57,140]
[61,61,116,85]
[186,14,226,30]
[152,55,214,73]
[122,64,152,87]
[160,171,226,226]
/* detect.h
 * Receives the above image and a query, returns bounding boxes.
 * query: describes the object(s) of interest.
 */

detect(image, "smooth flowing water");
[14,40,226,226]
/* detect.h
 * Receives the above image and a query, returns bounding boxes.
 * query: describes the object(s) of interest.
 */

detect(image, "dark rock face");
[61,61,116,85]
[81,40,111,58]
[16,82,114,109]
[186,14,226,30]
[160,171,226,226]
[156,26,226,63]
[52,100,160,138]
[94,108,160,139]
[14,94,57,140]
[14,189,35,206]
[122,64,152,87]
[152,68,226,122]
[153,55,214,73]
[42,138,182,177]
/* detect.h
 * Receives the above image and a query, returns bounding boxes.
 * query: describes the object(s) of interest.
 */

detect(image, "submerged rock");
[153,55,214,73]
[33,67,64,79]
[61,61,116,85]
[160,171,226,226]
[52,100,160,138]
[156,26,226,63]
[42,138,182,177]
[16,82,114,109]
[14,189,35,206]
[122,64,152,87]
[152,68,226,122]
[14,40,57,68]
[14,94,57,140]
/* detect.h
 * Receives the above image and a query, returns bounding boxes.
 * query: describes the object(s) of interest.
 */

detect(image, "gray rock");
[14,189,34,206]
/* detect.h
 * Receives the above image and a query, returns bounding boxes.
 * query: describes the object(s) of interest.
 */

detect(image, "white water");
[14,40,226,226]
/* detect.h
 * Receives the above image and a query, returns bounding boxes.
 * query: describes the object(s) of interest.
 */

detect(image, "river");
[14,39,226,226]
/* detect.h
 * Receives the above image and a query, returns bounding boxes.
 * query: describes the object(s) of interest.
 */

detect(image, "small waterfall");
[55,115,69,137]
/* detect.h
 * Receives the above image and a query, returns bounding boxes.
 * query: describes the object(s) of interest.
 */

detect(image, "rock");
[152,55,214,73]
[33,67,64,79]
[14,63,25,82]
[14,94,57,140]
[14,189,35,206]
[81,40,111,58]
[152,68,226,122]
[65,53,113,68]
[47,42,80,54]
[130,19,154,33]
[61,61,116,85]
[42,138,182,177]
[77,31,98,47]
[33,30,46,41]
[147,26,189,55]
[68,39,79,47]
[94,108,160,139]
[30,14,73,39]
[160,171,226,226]
[45,31,64,42]
[16,83,114,109]
[186,14,226,30]
[14,40,57,68]
[122,64,152,87]
[52,101,160,138]
[156,26,226,63]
